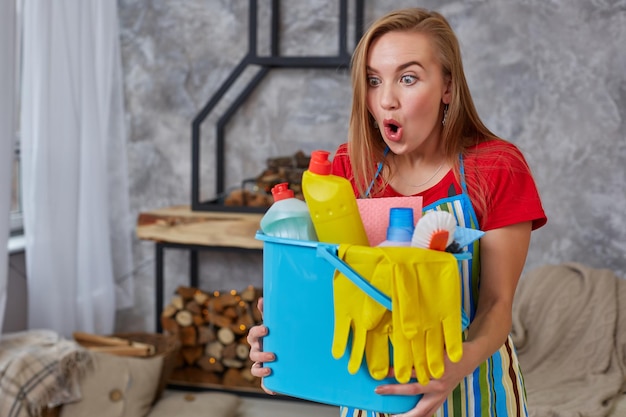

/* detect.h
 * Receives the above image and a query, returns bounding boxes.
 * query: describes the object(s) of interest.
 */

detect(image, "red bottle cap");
[308,150,332,175]
[271,182,294,202]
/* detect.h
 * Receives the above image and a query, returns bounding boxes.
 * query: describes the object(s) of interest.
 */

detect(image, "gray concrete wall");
[115,0,626,332]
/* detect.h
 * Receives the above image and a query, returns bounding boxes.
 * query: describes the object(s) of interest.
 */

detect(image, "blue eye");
[400,74,417,85]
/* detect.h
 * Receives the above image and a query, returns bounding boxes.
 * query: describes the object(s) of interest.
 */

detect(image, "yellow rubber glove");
[331,245,391,375]
[364,309,392,380]
[382,247,463,385]
[363,260,394,380]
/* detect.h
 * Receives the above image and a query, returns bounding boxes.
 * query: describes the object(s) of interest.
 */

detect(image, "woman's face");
[366,30,450,156]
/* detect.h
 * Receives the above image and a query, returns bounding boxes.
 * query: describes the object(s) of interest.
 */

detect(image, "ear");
[442,76,452,105]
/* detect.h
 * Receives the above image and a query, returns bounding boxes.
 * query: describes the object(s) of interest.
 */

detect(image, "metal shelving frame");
[191,0,364,212]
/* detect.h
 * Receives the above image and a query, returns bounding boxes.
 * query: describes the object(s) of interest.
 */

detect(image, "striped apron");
[341,156,528,417]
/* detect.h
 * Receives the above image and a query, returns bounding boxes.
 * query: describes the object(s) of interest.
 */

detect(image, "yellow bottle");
[302,150,369,245]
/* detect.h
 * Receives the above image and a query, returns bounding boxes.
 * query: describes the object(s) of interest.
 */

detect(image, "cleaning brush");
[411,210,457,251]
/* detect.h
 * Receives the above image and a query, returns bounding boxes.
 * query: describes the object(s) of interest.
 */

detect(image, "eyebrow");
[366,60,424,73]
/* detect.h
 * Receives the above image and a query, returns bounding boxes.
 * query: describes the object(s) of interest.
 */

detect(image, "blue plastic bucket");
[257,231,471,414]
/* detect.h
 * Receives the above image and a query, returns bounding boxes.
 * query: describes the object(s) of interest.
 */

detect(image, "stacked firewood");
[224,150,310,207]
[255,150,310,199]
[161,285,263,390]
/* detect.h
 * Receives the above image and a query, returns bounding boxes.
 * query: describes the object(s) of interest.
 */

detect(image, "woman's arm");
[375,221,532,417]
[463,221,531,366]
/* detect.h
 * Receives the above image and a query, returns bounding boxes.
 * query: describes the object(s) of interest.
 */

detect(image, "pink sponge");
[356,197,423,246]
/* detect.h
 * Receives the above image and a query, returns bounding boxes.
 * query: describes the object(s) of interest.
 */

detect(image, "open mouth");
[383,119,402,141]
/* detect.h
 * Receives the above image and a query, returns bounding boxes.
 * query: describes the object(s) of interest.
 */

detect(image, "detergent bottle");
[378,207,415,247]
[301,150,369,245]
[260,182,317,241]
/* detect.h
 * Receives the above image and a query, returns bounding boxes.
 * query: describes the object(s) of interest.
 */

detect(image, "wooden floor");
[158,389,340,417]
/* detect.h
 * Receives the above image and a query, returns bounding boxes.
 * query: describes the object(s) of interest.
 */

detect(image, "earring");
[442,104,449,126]
[373,120,379,129]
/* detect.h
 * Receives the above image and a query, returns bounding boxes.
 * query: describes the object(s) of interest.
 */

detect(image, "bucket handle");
[316,244,470,329]
[316,244,393,311]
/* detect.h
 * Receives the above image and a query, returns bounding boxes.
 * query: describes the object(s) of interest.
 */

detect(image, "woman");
[248,8,546,417]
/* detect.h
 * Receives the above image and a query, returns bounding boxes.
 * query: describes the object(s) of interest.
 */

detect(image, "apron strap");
[458,154,470,196]
[365,146,389,198]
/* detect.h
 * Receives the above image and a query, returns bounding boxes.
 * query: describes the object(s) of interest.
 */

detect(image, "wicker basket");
[112,332,181,404]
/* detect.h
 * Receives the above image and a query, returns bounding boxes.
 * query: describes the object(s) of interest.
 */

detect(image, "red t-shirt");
[330,141,547,231]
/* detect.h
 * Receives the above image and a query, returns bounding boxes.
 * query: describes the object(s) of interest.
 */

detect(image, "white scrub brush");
[411,210,457,251]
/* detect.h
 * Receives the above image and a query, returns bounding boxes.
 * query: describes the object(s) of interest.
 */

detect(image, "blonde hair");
[348,8,501,210]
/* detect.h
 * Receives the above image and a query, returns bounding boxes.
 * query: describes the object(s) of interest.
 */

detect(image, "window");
[10,0,23,237]
[10,140,21,236]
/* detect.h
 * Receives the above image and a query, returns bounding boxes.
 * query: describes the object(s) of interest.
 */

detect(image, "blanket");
[512,262,626,417]
[0,330,92,417]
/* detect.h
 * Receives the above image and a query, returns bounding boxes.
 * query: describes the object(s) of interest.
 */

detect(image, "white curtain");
[21,0,133,338]
[0,0,18,334]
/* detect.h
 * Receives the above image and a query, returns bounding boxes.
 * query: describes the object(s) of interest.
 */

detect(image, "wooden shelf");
[136,205,264,250]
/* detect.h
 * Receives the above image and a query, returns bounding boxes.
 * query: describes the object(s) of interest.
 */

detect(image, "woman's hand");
[374,355,469,417]
[246,297,277,395]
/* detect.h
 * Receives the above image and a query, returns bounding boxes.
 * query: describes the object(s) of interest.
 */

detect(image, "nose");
[380,84,399,110]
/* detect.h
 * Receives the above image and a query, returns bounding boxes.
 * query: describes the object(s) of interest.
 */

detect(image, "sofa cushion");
[60,351,162,417]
